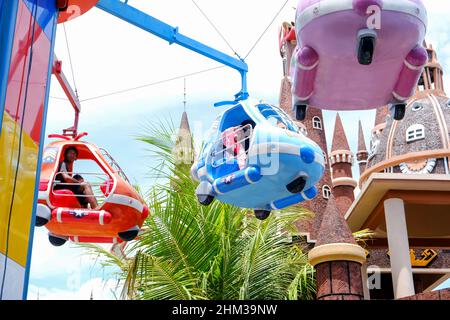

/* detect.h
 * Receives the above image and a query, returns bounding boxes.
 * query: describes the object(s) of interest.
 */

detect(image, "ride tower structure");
[0,0,253,300]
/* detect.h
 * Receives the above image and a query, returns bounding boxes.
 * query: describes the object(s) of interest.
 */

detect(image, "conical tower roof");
[315,196,356,246]
[174,111,195,165]
[331,113,350,152]
[179,111,191,132]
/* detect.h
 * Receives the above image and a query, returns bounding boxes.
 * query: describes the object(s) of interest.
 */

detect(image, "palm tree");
[80,119,367,300]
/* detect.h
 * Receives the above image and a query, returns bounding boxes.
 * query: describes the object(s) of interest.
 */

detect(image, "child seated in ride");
[222,126,247,170]
[53,146,98,209]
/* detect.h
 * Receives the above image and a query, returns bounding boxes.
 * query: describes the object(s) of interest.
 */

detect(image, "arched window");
[312,116,322,130]
[406,124,425,143]
[322,185,331,199]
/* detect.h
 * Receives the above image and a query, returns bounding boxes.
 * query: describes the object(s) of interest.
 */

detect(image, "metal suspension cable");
[190,0,242,60]
[244,0,290,60]
[79,65,225,103]
[63,23,79,97]
[49,96,69,101]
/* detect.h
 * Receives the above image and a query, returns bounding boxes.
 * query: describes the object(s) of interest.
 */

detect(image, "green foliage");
[82,119,317,300]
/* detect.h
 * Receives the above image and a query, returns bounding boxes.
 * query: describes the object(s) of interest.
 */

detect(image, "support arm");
[95,0,248,101]
[52,55,81,137]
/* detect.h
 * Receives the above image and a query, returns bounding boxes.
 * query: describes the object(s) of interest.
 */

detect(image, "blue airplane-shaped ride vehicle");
[190,99,325,220]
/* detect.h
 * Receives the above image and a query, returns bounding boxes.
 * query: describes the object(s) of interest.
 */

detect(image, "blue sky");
[28,0,450,299]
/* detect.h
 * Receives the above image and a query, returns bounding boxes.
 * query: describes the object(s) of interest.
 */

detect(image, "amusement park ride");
[0,0,428,300]
[190,100,325,220]
[44,0,327,229]
[288,0,428,121]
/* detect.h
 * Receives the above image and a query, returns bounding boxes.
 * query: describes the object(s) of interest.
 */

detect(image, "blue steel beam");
[96,0,248,100]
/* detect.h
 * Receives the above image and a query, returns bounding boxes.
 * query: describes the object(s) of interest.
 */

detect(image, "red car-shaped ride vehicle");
[36,132,149,246]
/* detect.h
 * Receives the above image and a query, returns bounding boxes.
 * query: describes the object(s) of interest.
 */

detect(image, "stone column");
[384,198,415,299]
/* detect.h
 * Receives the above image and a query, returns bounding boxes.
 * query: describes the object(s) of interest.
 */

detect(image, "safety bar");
[52,172,113,200]
[210,124,253,168]
[99,148,131,184]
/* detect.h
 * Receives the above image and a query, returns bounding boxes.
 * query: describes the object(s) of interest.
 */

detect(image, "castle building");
[279,22,333,241]
[346,42,450,299]
[278,23,450,300]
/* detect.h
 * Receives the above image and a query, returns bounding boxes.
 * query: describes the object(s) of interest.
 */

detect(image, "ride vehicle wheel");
[36,203,51,227]
[254,210,271,221]
[48,234,67,247]
[197,194,215,206]
[393,103,406,121]
[35,216,49,227]
[286,176,307,194]
[118,229,139,242]
[295,104,307,121]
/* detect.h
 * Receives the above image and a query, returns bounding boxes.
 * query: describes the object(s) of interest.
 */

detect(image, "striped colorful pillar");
[0,0,58,300]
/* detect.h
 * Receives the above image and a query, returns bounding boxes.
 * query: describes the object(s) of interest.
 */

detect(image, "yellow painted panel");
[0,111,38,267]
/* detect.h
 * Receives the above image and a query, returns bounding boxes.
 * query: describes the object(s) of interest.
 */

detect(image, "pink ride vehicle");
[291,0,428,121]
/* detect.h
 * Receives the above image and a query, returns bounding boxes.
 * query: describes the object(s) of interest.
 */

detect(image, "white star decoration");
[71,210,87,219]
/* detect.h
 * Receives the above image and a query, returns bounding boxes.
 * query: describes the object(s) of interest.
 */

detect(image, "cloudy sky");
[28,0,450,299]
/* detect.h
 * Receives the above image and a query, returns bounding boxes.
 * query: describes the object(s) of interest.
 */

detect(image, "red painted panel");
[58,0,98,23]
[4,1,52,144]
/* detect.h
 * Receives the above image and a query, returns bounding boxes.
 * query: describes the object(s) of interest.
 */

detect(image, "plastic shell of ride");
[36,133,149,245]
[191,99,325,217]
[291,0,428,111]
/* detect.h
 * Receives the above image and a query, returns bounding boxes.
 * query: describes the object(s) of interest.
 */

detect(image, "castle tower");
[173,111,195,167]
[278,22,333,241]
[415,41,446,97]
[308,196,366,300]
[346,41,450,300]
[330,113,357,215]
[174,79,195,168]
[356,120,368,176]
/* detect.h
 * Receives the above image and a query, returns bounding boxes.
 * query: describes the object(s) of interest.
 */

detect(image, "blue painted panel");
[22,0,57,40]
[0,0,19,133]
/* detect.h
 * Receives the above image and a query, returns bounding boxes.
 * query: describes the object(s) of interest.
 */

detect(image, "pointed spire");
[174,111,195,165]
[357,120,367,152]
[331,113,350,152]
[179,111,191,133]
[316,196,356,246]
